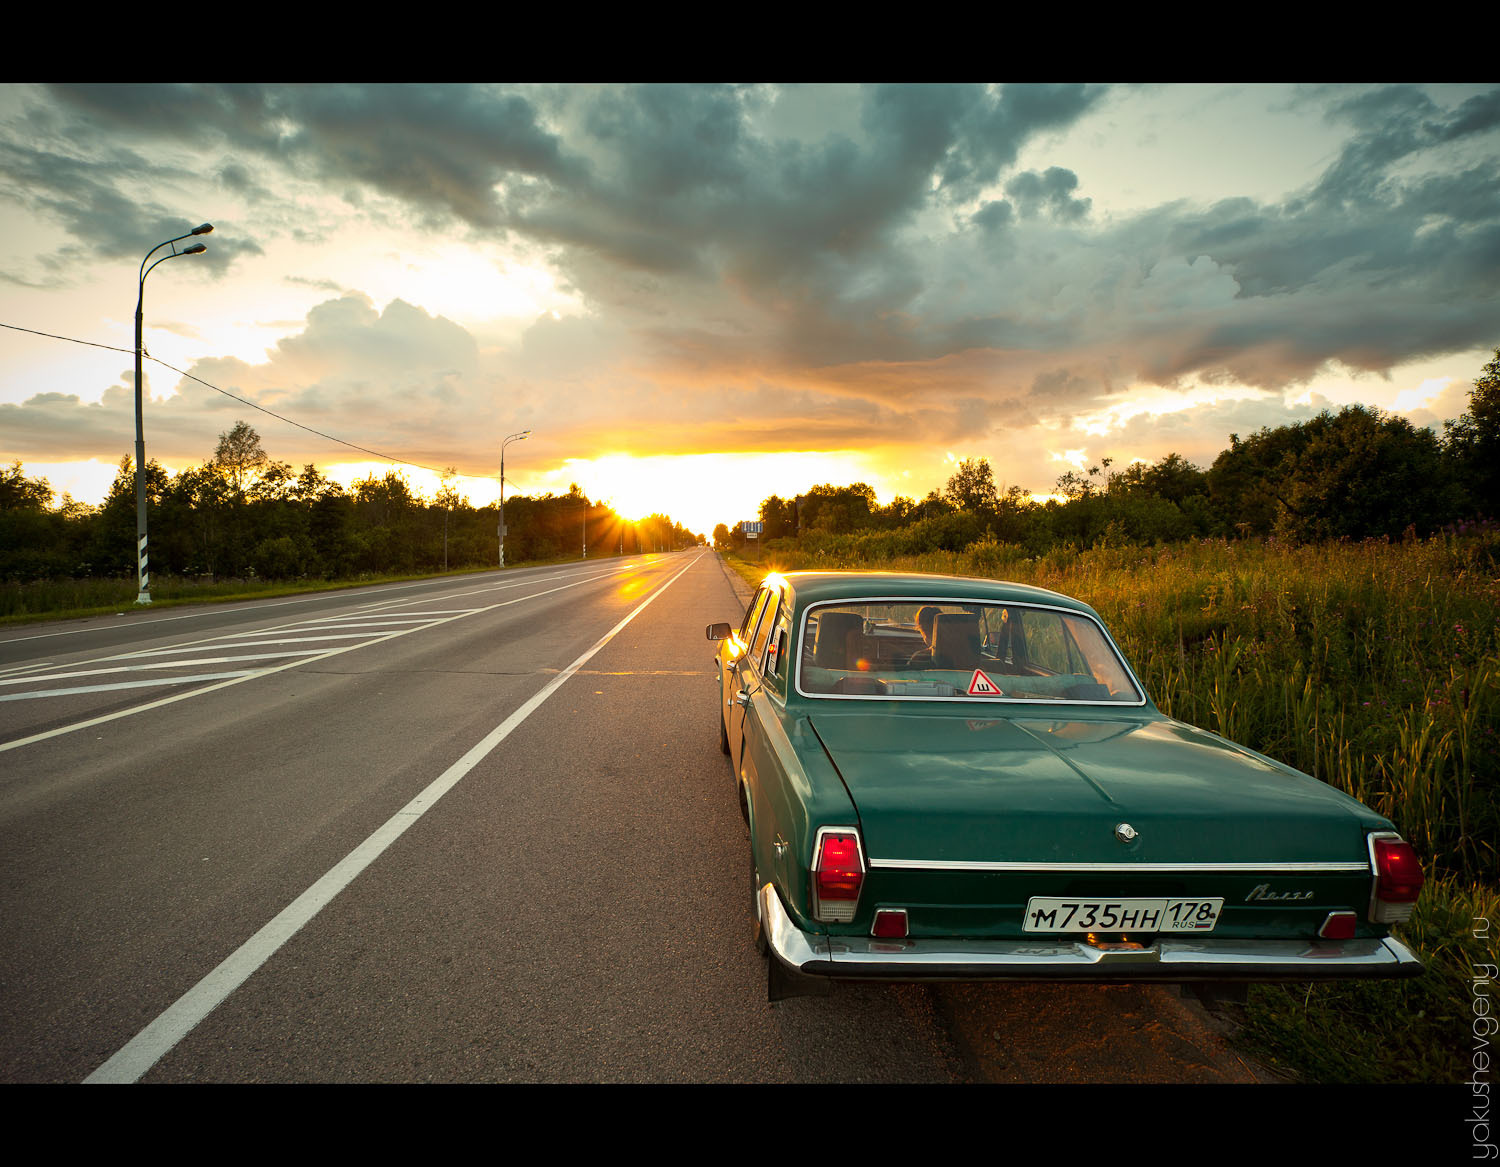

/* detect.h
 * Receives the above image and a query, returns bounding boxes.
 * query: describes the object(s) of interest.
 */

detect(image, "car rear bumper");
[761,886,1423,982]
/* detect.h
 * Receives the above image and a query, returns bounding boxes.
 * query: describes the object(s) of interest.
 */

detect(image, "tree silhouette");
[944,457,999,514]
[211,420,270,494]
[1445,347,1500,517]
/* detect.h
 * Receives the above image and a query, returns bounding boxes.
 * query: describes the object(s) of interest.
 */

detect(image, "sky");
[2,82,1498,538]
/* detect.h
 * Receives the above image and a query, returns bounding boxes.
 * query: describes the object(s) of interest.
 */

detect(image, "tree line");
[0,422,702,584]
[716,348,1499,556]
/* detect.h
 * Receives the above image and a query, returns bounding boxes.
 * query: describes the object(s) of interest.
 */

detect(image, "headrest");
[814,611,863,669]
[932,612,981,669]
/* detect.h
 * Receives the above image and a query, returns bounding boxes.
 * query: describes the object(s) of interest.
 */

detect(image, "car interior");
[798,602,1130,702]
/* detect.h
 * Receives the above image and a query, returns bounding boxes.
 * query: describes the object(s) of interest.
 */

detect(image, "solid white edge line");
[0,672,262,702]
[0,651,331,687]
[0,559,637,646]
[83,553,702,1083]
[0,565,645,756]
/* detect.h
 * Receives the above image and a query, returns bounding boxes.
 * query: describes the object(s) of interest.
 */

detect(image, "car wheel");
[750,851,769,957]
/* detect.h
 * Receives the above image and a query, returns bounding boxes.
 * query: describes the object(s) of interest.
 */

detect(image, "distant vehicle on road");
[708,571,1424,1001]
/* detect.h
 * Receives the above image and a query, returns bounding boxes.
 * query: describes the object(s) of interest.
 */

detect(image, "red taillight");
[813,828,864,923]
[872,909,908,939]
[1318,911,1357,940]
[1370,834,1425,923]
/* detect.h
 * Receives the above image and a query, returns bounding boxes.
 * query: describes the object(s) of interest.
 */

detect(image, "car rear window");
[796,599,1143,704]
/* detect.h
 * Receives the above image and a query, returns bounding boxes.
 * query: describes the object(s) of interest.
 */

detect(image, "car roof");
[762,570,1099,615]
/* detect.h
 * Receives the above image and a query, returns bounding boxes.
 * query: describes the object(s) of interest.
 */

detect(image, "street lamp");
[499,429,530,568]
[133,222,212,604]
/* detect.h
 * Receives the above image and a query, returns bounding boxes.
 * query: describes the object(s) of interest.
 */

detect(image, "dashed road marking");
[0,562,641,753]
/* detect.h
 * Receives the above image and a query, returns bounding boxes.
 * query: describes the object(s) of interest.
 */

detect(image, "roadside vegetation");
[0,421,700,623]
[725,532,1499,1083]
[718,350,1500,1084]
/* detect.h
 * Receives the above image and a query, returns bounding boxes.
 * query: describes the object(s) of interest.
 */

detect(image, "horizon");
[4,83,1498,539]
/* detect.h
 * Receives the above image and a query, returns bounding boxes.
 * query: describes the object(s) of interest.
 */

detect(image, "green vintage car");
[707,571,1425,1001]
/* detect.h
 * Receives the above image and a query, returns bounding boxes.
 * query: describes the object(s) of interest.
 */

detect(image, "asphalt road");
[0,553,968,1082]
[0,551,1266,1084]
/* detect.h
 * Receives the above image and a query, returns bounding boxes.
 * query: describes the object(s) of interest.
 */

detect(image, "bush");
[251,535,313,580]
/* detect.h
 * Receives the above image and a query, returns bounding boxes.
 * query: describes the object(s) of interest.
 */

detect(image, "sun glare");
[532,451,898,537]
[364,245,576,325]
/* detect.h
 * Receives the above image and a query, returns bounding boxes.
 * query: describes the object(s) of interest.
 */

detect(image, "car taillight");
[1369,833,1425,924]
[812,827,864,923]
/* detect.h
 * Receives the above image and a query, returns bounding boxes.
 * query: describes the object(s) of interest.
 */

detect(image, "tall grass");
[752,531,1500,885]
[734,531,1500,1081]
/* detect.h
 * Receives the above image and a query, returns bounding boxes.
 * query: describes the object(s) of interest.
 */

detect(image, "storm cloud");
[2,82,1498,512]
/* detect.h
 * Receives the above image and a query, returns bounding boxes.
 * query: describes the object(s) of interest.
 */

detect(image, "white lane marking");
[292,617,451,627]
[0,660,58,679]
[0,558,650,646]
[0,580,460,645]
[271,623,441,634]
[10,568,631,673]
[0,562,680,756]
[0,653,329,687]
[220,632,414,644]
[101,632,444,660]
[0,672,262,702]
[350,574,568,608]
[347,565,634,613]
[331,610,492,618]
[83,553,703,1083]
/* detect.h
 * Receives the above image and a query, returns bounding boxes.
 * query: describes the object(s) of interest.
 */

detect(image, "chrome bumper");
[761,886,1423,982]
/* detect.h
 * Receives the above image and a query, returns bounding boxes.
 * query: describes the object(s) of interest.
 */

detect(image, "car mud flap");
[768,953,833,1002]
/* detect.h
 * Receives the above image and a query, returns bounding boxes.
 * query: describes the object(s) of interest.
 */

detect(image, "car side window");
[1021,610,1085,676]
[741,588,770,644]
[747,592,781,675]
[763,603,793,692]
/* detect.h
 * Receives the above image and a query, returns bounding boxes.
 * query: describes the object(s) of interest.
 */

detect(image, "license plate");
[1023,897,1224,933]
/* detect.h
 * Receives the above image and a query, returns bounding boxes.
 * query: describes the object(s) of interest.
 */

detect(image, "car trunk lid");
[806,710,1371,867]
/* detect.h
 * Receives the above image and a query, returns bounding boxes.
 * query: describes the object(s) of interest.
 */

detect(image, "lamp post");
[499,429,530,568]
[134,222,212,604]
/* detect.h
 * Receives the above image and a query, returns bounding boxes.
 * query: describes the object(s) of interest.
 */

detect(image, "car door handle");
[733,689,751,707]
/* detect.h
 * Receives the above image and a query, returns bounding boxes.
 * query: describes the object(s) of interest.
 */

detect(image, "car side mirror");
[706,622,732,641]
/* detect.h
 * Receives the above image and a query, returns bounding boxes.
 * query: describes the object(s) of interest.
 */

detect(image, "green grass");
[1233,876,1497,1083]
[722,532,1500,1082]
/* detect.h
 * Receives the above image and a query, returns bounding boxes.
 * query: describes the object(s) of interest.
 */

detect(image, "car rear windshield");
[796,599,1144,704]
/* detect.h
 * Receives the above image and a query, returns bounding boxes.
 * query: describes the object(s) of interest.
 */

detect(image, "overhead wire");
[0,320,463,478]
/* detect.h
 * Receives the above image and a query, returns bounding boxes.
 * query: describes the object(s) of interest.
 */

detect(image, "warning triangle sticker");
[967,669,1002,696]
